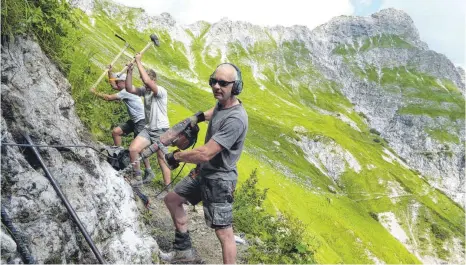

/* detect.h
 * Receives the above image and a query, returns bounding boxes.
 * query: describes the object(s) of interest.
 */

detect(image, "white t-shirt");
[116,89,145,123]
[137,85,169,130]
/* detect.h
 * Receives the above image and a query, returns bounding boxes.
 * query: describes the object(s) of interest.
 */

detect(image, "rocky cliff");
[309,8,465,205]
[1,36,157,264]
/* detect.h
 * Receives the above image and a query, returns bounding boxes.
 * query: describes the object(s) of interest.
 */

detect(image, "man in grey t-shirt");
[90,66,152,176]
[125,53,171,186]
[161,63,248,264]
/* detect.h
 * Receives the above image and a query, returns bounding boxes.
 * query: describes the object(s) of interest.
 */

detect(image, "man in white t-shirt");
[90,66,153,178]
[125,53,171,186]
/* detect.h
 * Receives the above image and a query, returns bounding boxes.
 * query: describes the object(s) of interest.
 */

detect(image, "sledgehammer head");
[150,34,160,47]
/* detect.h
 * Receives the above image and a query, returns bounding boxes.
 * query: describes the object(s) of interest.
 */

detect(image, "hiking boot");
[159,248,201,264]
[143,168,155,183]
[127,171,143,186]
[131,169,155,186]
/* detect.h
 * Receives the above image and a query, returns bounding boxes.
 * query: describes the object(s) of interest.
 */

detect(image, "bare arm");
[203,107,215,121]
[107,65,118,89]
[135,53,158,95]
[173,139,223,164]
[125,62,138,95]
[90,88,119,101]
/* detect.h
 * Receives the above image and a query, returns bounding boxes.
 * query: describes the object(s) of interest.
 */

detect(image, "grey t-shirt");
[116,89,145,123]
[137,85,169,130]
[200,101,248,180]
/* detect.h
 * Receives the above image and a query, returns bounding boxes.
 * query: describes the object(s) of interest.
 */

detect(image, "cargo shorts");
[138,127,169,153]
[174,168,237,229]
[118,119,145,137]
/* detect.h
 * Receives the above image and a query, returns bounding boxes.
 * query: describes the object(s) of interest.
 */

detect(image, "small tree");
[233,169,315,263]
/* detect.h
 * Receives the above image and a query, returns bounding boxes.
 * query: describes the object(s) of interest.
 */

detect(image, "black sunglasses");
[209,78,235,87]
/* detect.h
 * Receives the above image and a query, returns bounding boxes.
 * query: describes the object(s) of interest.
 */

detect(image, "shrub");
[233,169,315,263]
[1,0,82,74]
[358,112,368,120]
[369,128,381,135]
[431,223,449,240]
[369,212,379,222]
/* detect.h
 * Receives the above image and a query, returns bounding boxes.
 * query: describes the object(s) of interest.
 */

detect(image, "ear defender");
[209,63,244,95]
[230,63,243,95]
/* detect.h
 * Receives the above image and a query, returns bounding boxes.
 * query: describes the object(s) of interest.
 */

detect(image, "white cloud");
[380,0,465,67]
[112,0,354,29]
[358,0,374,6]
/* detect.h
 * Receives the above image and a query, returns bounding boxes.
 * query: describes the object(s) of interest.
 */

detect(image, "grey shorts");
[138,128,169,153]
[174,169,237,229]
[118,119,145,138]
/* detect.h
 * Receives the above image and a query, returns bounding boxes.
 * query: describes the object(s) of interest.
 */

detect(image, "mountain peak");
[311,8,428,50]
[371,8,413,21]
[159,12,176,26]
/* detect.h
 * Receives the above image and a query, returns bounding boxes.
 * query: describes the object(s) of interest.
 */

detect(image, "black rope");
[1,205,36,264]
[131,185,150,208]
[23,134,106,264]
[1,142,117,160]
[153,137,198,198]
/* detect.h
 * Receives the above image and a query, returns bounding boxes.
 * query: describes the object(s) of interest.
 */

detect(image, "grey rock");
[1,36,158,263]
[1,227,19,264]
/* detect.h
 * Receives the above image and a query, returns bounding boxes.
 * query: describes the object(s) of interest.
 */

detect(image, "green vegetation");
[427,129,460,144]
[1,0,81,74]
[352,65,465,121]
[398,104,464,120]
[234,170,315,263]
[333,34,414,55]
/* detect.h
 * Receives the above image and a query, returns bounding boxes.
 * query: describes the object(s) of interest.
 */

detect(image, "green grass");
[398,104,464,120]
[352,66,465,121]
[333,34,414,55]
[427,129,460,144]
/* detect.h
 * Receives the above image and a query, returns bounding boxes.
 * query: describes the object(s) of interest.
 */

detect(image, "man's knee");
[215,226,234,242]
[129,138,144,153]
[164,191,183,208]
[128,145,139,154]
[112,127,123,136]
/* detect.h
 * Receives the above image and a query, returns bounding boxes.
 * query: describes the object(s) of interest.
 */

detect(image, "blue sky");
[351,0,384,16]
[113,0,465,68]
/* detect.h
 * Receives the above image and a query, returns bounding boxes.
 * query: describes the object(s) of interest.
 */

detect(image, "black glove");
[165,150,180,170]
[190,111,205,125]
[195,111,205,123]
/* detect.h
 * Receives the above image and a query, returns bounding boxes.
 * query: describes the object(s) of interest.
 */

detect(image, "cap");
[114,73,126,81]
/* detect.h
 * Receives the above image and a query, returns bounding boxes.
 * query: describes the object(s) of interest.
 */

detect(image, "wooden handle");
[117,40,155,74]
[90,44,129,90]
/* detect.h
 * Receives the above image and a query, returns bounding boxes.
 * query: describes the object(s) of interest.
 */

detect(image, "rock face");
[306,8,465,205]
[289,134,362,182]
[1,36,157,264]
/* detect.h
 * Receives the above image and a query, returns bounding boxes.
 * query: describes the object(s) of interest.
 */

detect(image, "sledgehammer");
[89,42,130,90]
[116,34,160,77]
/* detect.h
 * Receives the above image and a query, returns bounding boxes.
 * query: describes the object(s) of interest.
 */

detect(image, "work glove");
[165,149,180,170]
[189,111,205,126]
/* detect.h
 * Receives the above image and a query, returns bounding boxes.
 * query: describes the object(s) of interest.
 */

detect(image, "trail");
[133,180,248,264]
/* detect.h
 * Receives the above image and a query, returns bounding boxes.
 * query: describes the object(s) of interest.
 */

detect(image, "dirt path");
[135,183,248,264]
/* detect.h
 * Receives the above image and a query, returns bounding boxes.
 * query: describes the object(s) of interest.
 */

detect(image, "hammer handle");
[118,40,155,74]
[90,44,129,89]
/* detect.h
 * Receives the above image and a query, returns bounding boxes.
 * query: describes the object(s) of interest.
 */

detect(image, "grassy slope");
[332,34,465,260]
[71,4,464,263]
